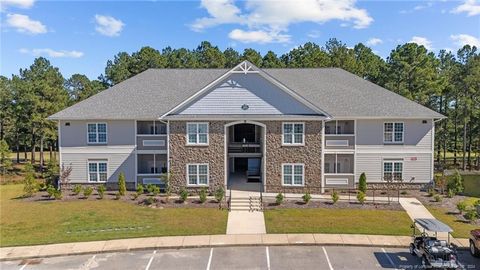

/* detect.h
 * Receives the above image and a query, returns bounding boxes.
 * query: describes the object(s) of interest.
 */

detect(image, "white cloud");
[450,34,480,47]
[451,0,480,16]
[228,29,290,44]
[192,0,373,43]
[307,30,321,38]
[409,36,433,50]
[94,14,124,37]
[1,0,35,9]
[400,1,433,14]
[19,48,84,58]
[6,13,46,34]
[366,37,383,46]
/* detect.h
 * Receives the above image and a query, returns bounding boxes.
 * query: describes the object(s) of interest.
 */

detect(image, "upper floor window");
[186,123,208,145]
[187,163,209,186]
[87,123,107,144]
[283,122,304,145]
[383,161,403,181]
[325,120,354,135]
[282,163,304,186]
[137,121,167,135]
[88,160,107,182]
[384,122,404,143]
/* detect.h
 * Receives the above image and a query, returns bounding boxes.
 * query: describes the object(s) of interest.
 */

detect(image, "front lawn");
[264,208,412,236]
[427,206,478,238]
[0,185,228,247]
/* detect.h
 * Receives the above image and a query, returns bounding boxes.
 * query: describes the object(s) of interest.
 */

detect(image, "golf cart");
[409,218,460,269]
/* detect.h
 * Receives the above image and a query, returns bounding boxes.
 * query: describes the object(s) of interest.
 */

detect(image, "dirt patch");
[263,199,404,211]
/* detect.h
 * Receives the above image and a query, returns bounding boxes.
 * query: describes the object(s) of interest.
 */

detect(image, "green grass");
[0,185,228,247]
[427,206,477,238]
[463,175,480,198]
[264,208,412,236]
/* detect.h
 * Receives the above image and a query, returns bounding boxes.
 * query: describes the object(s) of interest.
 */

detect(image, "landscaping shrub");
[53,189,63,200]
[447,189,455,198]
[97,185,106,199]
[144,197,155,205]
[447,170,464,195]
[276,193,284,205]
[118,172,127,196]
[457,201,467,214]
[146,184,155,194]
[199,188,207,204]
[136,184,144,195]
[474,200,480,207]
[434,194,442,202]
[46,185,56,198]
[131,193,139,200]
[357,191,366,204]
[331,191,339,204]
[302,192,312,204]
[152,185,160,196]
[44,159,59,187]
[38,182,47,191]
[180,188,188,203]
[427,188,436,197]
[214,187,225,202]
[23,163,37,197]
[464,209,478,222]
[115,193,121,200]
[72,184,82,196]
[83,186,93,198]
[358,173,367,193]
[400,190,408,195]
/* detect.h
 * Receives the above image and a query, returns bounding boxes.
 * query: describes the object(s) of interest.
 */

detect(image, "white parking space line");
[18,261,29,270]
[145,250,156,270]
[206,248,213,270]
[381,248,398,270]
[266,246,271,270]
[83,254,96,269]
[322,247,334,270]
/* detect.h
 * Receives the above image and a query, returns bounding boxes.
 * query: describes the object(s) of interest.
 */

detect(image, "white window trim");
[87,122,108,144]
[186,163,209,186]
[383,121,404,144]
[281,163,305,186]
[87,160,108,183]
[282,122,305,146]
[186,122,209,146]
[382,160,403,182]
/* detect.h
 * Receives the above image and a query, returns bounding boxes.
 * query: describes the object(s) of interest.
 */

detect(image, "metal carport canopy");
[414,218,453,232]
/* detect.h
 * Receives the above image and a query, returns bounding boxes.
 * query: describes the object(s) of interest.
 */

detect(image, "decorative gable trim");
[159,61,332,119]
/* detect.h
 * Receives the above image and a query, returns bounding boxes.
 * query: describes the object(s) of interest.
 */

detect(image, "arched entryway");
[224,121,266,192]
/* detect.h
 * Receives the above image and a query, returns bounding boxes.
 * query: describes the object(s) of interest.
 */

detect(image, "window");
[324,154,354,174]
[325,120,354,135]
[137,121,167,135]
[88,160,107,182]
[283,123,304,145]
[384,122,404,143]
[186,123,208,145]
[383,161,403,181]
[87,123,107,143]
[187,164,209,185]
[282,164,304,186]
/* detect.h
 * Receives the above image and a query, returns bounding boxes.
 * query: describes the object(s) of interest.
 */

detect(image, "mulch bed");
[17,190,226,209]
[263,199,404,211]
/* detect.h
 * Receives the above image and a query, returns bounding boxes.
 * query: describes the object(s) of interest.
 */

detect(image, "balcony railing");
[228,142,261,153]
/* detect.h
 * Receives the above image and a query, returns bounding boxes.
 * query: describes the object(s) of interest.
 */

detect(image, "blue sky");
[1,0,479,80]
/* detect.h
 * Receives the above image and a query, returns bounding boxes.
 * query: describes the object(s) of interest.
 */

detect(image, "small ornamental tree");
[136,184,144,196]
[332,191,339,204]
[199,188,207,204]
[23,163,37,197]
[457,201,467,214]
[358,173,367,193]
[451,170,464,194]
[357,191,366,204]
[118,172,127,196]
[44,159,59,186]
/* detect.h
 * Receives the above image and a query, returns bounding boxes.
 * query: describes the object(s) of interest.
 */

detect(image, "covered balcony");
[324,153,355,187]
[325,120,355,150]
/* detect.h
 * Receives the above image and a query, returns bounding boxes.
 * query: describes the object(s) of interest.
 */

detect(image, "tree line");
[0,39,478,173]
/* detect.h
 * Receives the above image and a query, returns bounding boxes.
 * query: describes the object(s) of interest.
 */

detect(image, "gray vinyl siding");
[177,73,317,115]
[324,174,355,188]
[60,120,135,147]
[355,152,432,183]
[61,151,136,183]
[356,119,432,148]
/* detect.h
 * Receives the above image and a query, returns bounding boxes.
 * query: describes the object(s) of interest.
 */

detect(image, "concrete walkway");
[227,211,266,234]
[399,197,435,220]
[3,233,471,261]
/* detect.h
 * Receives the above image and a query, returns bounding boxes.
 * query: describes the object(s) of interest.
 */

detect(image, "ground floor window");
[187,164,209,186]
[282,163,304,186]
[88,160,107,182]
[324,153,354,174]
[383,161,403,181]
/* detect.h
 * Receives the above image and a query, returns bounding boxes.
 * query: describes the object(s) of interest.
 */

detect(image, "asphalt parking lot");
[1,245,478,270]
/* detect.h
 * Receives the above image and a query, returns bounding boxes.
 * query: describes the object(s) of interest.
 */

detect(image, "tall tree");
[353,43,385,83]
[105,52,133,85]
[130,46,166,74]
[65,74,105,103]
[224,48,240,68]
[195,41,226,68]
[281,42,330,67]
[241,48,263,66]
[261,51,284,68]
[0,76,12,141]
[325,38,357,73]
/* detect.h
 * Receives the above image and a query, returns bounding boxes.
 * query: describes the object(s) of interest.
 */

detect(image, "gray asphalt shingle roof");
[49,68,444,120]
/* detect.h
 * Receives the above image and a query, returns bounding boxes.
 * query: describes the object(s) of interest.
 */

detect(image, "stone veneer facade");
[168,120,323,194]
